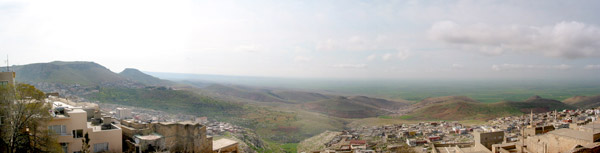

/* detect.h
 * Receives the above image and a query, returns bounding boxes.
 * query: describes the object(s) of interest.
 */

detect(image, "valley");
[4,61,600,152]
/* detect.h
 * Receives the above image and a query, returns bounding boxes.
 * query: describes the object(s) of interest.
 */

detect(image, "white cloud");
[315,35,398,52]
[382,53,393,61]
[396,49,410,60]
[332,64,366,69]
[585,64,600,70]
[235,44,263,53]
[293,56,312,62]
[451,64,464,69]
[366,54,377,61]
[491,64,572,71]
[430,21,600,59]
[373,49,411,62]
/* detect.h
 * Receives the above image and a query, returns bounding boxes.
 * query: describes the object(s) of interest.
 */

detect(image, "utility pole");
[5,55,8,72]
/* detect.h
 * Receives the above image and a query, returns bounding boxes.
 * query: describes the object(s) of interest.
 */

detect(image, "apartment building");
[48,101,122,153]
[116,107,132,119]
[0,72,15,87]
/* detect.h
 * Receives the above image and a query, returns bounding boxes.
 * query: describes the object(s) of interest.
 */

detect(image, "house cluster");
[309,108,600,153]
[206,122,243,136]
[97,102,202,123]
[309,122,477,153]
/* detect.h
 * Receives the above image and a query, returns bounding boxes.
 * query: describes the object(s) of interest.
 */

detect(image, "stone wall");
[120,121,213,153]
[151,123,212,153]
[524,133,591,153]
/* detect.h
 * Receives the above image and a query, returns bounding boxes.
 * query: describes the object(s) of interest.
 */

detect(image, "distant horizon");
[2,0,600,80]
[4,60,600,82]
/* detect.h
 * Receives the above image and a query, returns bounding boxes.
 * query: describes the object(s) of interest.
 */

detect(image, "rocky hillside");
[302,96,407,118]
[11,61,129,86]
[119,68,175,86]
[403,96,574,120]
[562,95,600,108]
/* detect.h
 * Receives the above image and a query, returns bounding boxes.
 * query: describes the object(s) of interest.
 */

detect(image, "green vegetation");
[1,83,62,153]
[280,143,298,153]
[319,81,600,103]
[302,96,406,118]
[119,68,174,86]
[235,79,600,103]
[12,61,127,85]
[404,96,575,120]
[87,88,244,118]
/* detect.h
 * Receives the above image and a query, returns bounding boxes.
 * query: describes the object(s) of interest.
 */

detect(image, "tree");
[81,132,90,153]
[0,83,61,153]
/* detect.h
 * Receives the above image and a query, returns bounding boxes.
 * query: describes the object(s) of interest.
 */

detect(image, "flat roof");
[548,129,595,141]
[213,138,238,151]
[136,134,162,141]
[581,122,600,130]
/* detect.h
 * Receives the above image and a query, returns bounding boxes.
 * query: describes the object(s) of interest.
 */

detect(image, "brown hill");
[203,84,287,103]
[11,61,130,86]
[271,90,333,103]
[348,96,408,109]
[415,96,478,107]
[562,95,600,108]
[404,96,574,120]
[302,96,407,118]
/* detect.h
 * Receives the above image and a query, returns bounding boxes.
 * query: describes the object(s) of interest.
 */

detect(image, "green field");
[305,80,600,103]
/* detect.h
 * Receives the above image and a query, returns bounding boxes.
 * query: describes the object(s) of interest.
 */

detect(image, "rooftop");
[548,128,597,141]
[212,138,238,151]
[135,134,162,141]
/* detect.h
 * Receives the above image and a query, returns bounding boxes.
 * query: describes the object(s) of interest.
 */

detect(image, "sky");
[1,0,600,80]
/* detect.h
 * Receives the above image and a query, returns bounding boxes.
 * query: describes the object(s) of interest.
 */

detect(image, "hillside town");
[6,68,600,153]
[305,108,600,153]
[1,72,244,153]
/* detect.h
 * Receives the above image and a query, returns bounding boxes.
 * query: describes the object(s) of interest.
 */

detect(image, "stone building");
[522,125,555,137]
[120,120,213,153]
[474,130,504,151]
[518,128,600,153]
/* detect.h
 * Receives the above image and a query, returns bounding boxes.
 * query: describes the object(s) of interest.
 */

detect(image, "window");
[60,143,68,153]
[93,143,108,153]
[0,81,7,87]
[49,125,67,135]
[73,129,83,138]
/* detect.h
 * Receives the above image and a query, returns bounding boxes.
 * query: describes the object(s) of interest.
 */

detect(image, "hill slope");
[11,61,127,85]
[87,87,244,117]
[202,84,335,104]
[562,95,600,108]
[303,96,407,118]
[203,84,288,103]
[404,96,574,120]
[119,68,174,86]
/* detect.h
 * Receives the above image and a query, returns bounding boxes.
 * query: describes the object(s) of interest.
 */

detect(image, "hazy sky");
[1,0,600,79]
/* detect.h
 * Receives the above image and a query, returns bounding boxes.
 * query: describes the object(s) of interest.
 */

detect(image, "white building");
[116,107,132,119]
